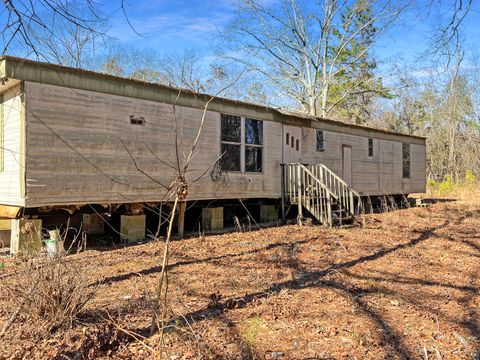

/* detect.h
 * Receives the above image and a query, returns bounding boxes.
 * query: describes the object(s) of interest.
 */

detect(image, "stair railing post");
[326,192,332,227]
[349,191,354,217]
[281,164,286,224]
[297,165,303,225]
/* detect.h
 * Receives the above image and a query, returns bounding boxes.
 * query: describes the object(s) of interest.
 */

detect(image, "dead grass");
[0,252,98,336]
[0,199,479,359]
[425,181,480,207]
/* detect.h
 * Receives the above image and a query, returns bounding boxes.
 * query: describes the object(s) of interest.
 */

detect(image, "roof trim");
[0,56,426,144]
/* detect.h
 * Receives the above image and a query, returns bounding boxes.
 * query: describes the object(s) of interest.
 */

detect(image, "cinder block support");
[202,207,224,232]
[120,215,146,243]
[260,205,278,223]
[0,219,11,248]
[82,214,105,235]
[10,218,43,255]
[0,231,10,248]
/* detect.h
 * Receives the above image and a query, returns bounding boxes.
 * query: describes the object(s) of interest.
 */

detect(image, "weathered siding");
[23,81,425,208]
[0,84,24,206]
[24,82,283,207]
[302,128,426,196]
[408,143,427,193]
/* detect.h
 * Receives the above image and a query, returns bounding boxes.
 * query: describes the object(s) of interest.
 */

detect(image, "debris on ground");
[0,200,479,359]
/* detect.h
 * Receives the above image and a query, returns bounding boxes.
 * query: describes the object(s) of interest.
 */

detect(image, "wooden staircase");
[281,163,361,226]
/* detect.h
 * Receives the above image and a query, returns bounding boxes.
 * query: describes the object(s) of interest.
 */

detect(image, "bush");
[427,178,439,188]
[465,170,476,184]
[0,252,98,335]
[438,175,454,195]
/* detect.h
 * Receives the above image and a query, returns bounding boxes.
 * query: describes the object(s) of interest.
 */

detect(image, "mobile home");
[0,57,426,248]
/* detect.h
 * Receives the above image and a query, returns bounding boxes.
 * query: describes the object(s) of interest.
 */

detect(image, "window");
[316,130,324,151]
[220,114,242,171]
[221,114,241,142]
[220,114,263,173]
[402,143,410,178]
[286,133,289,145]
[245,146,262,172]
[368,138,374,157]
[296,139,299,151]
[245,118,263,172]
[221,143,241,171]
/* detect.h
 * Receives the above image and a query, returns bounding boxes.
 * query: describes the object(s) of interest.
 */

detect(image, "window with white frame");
[220,114,263,172]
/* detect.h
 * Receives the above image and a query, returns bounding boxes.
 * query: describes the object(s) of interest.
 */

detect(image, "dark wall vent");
[130,115,146,126]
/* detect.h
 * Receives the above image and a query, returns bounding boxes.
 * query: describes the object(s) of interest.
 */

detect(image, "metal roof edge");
[1,56,426,143]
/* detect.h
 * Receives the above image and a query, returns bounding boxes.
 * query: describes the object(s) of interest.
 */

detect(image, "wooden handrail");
[297,164,338,200]
[283,163,334,226]
[307,164,361,218]
[282,162,360,226]
[316,164,361,198]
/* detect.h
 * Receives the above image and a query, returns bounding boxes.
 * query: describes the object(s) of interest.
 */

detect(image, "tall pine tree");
[328,0,391,124]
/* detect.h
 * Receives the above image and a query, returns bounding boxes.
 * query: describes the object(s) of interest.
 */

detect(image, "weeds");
[234,216,252,232]
[241,317,267,347]
[0,252,98,335]
[427,177,480,207]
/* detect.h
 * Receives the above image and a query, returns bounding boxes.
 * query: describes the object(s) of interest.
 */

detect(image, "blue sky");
[97,0,479,78]
[105,0,238,53]
[102,0,478,68]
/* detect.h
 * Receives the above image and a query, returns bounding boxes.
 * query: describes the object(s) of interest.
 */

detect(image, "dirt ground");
[0,199,479,359]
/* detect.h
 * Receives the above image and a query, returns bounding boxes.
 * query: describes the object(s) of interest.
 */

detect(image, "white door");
[283,125,302,164]
[342,145,352,186]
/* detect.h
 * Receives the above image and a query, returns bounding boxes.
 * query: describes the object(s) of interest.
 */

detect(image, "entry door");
[342,145,352,186]
[283,125,302,164]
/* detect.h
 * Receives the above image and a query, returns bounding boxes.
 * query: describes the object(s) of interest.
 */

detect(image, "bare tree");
[144,75,245,353]
[98,42,164,82]
[0,1,111,59]
[155,49,216,92]
[221,0,407,117]
[423,0,475,65]
[97,45,248,102]
[36,9,108,68]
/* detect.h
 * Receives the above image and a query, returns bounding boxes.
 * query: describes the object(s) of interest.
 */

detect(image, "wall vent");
[130,115,146,126]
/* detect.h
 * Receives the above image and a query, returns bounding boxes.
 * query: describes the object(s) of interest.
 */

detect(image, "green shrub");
[427,178,439,188]
[465,170,476,184]
[438,175,454,194]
